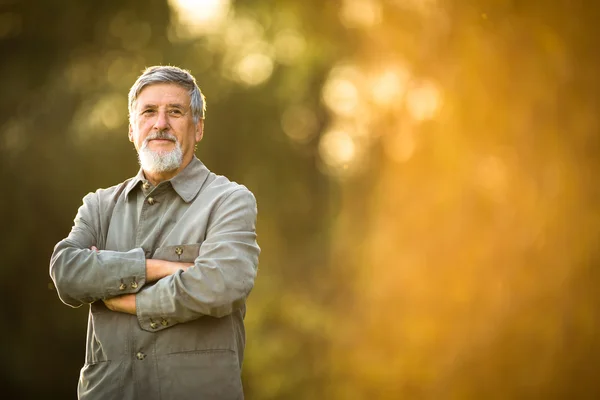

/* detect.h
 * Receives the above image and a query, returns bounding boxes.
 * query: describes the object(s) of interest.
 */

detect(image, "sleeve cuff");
[98,247,147,297]
[136,281,174,332]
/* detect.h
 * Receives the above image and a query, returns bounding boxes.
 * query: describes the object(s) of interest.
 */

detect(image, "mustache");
[142,131,178,147]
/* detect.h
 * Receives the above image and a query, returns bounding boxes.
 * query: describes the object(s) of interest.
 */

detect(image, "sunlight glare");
[370,66,410,107]
[392,0,438,14]
[319,128,357,169]
[405,81,441,121]
[340,0,382,28]
[235,53,274,86]
[168,0,231,35]
[322,66,364,116]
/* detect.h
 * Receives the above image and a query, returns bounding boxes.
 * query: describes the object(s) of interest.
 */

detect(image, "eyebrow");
[139,103,187,110]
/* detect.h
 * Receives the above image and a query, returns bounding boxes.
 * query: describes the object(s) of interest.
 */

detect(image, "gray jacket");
[50,157,260,399]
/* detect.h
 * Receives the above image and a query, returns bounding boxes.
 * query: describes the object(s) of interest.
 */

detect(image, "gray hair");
[128,65,206,124]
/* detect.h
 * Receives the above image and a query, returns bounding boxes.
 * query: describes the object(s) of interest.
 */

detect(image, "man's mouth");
[149,138,175,143]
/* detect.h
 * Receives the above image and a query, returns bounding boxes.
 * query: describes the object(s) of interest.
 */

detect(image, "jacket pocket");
[153,243,201,263]
[154,313,237,354]
[156,349,243,400]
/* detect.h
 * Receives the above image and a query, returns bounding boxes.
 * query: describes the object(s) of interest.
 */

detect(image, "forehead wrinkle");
[138,102,187,110]
[167,103,187,109]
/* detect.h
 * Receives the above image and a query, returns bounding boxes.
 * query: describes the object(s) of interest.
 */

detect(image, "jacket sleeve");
[135,188,260,332]
[49,192,147,307]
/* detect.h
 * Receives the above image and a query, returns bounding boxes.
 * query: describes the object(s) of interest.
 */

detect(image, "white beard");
[137,131,183,174]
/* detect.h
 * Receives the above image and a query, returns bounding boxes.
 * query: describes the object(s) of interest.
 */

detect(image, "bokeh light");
[235,53,274,86]
[4,1,600,399]
[318,127,359,175]
[369,66,410,108]
[392,0,439,14]
[168,0,231,36]
[339,0,383,29]
[405,80,441,121]
[322,65,363,116]
[274,29,307,65]
[281,105,319,144]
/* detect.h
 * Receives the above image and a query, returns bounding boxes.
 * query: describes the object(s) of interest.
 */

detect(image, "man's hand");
[146,259,194,282]
[92,245,193,283]
[103,294,137,315]
[91,246,193,315]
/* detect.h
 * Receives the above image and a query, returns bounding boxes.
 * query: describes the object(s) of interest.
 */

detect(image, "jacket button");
[119,283,126,290]
[147,197,155,205]
[142,182,150,190]
[161,319,168,326]
[175,247,183,255]
[131,281,138,289]
[136,352,146,360]
[150,322,158,329]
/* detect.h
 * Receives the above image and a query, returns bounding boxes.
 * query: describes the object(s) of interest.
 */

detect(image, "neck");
[143,156,193,186]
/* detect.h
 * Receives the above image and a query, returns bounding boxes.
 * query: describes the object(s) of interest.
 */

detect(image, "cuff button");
[150,322,158,329]
[131,281,138,289]
[119,283,126,290]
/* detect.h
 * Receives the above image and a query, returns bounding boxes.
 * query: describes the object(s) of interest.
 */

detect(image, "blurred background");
[1,0,600,398]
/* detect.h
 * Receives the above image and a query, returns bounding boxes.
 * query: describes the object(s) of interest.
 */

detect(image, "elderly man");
[50,65,260,399]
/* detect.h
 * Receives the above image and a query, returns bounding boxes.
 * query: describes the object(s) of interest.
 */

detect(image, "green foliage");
[1,0,600,398]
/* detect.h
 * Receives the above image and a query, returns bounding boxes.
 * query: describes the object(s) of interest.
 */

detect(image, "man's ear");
[128,124,134,142]
[195,119,204,143]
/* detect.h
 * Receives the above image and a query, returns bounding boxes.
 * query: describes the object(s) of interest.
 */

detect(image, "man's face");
[129,83,203,174]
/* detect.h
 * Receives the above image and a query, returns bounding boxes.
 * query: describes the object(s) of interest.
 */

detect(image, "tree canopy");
[1,0,599,398]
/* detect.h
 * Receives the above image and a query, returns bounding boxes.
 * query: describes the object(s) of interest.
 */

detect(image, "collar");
[124,157,209,203]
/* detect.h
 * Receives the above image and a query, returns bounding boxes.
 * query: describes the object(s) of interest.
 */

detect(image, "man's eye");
[169,109,183,116]
[141,109,155,115]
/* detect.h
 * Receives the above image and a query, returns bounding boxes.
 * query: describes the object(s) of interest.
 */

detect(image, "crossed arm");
[50,188,260,330]
[92,244,193,315]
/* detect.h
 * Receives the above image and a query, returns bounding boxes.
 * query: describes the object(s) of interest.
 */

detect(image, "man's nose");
[153,110,170,130]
